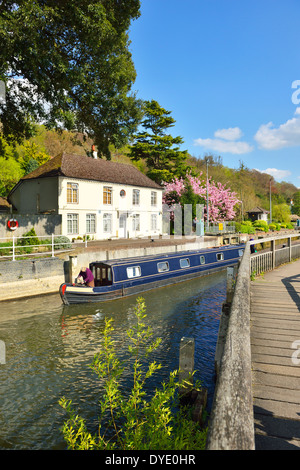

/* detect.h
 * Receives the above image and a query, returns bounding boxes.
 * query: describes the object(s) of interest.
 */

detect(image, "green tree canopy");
[129,100,191,183]
[0,0,142,158]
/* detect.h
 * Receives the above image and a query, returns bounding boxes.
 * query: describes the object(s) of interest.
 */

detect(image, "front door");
[119,213,127,238]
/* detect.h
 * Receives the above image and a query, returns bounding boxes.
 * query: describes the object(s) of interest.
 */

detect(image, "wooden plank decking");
[251,259,300,449]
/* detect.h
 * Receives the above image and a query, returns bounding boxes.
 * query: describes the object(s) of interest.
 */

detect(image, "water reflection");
[0,271,226,449]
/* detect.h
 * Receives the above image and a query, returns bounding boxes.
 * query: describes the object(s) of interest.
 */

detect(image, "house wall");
[8,175,163,241]
[58,177,163,240]
[9,178,59,214]
[0,214,62,238]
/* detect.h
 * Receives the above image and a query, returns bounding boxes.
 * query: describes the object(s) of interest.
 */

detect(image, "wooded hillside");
[0,124,299,221]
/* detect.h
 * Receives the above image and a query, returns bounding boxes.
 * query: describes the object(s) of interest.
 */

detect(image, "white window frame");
[86,213,96,234]
[157,261,169,272]
[151,191,157,206]
[132,189,140,206]
[132,214,140,231]
[151,214,157,231]
[216,253,224,261]
[67,182,79,204]
[127,266,141,278]
[180,258,190,269]
[67,213,79,234]
[103,186,113,205]
[103,213,112,233]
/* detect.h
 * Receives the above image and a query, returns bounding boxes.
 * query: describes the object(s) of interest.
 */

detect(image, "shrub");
[54,236,72,250]
[236,222,255,234]
[59,297,207,450]
[16,227,40,254]
[253,220,269,232]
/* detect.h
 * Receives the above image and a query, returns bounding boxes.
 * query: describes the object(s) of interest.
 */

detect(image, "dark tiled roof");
[0,196,10,211]
[21,153,162,190]
[247,206,269,214]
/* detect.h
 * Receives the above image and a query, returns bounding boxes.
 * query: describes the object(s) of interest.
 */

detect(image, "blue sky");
[129,0,300,187]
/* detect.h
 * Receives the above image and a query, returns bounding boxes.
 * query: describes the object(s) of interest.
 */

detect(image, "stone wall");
[0,257,66,283]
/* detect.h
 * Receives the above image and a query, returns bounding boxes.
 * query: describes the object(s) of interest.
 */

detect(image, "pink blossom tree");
[163,172,240,222]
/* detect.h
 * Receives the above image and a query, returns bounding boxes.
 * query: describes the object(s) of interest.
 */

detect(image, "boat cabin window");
[238,249,244,257]
[200,256,205,265]
[157,261,169,273]
[180,258,190,268]
[91,263,112,287]
[216,253,224,261]
[127,266,141,278]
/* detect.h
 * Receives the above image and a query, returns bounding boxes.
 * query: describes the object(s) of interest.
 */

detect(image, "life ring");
[7,219,19,231]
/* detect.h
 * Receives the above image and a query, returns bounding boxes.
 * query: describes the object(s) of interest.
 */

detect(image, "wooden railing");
[250,233,300,275]
[207,232,300,450]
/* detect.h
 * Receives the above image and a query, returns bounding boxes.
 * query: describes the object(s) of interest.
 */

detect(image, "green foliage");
[253,220,269,232]
[129,100,191,183]
[0,156,23,196]
[0,0,142,157]
[235,221,256,234]
[54,236,72,250]
[17,141,51,174]
[16,227,40,254]
[59,297,207,450]
[272,203,291,224]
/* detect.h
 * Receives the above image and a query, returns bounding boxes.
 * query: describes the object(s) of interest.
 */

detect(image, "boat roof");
[91,244,245,268]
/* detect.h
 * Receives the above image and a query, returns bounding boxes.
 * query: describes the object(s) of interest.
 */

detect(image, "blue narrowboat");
[59,244,245,305]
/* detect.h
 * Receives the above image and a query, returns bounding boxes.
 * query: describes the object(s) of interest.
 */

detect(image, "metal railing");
[205,222,236,235]
[0,234,73,261]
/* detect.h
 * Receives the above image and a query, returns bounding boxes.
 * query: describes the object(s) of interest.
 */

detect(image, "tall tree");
[129,100,190,183]
[0,0,142,158]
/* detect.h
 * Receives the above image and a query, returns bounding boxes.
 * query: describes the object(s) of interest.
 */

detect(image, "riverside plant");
[59,297,207,450]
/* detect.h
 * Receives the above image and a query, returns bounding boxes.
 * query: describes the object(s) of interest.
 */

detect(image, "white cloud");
[194,126,253,154]
[254,109,300,150]
[194,138,253,154]
[256,168,292,181]
[214,127,243,141]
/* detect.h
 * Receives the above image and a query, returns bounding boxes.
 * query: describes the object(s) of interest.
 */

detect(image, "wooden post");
[271,239,275,269]
[69,255,78,283]
[226,266,235,304]
[179,337,195,395]
[0,340,5,364]
[288,236,292,263]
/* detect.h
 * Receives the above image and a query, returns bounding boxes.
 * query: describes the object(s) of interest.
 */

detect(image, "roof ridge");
[19,152,162,189]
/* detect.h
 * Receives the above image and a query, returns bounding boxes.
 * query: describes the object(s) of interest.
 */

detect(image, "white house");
[8,152,164,240]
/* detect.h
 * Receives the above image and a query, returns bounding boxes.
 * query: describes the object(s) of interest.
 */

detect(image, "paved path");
[251,259,300,449]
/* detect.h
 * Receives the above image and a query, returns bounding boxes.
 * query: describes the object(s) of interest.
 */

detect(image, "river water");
[0,271,226,450]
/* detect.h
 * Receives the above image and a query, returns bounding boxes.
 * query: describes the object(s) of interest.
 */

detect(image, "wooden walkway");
[251,259,300,449]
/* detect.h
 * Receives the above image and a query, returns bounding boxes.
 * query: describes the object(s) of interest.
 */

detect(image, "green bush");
[59,298,207,450]
[253,220,269,232]
[0,241,12,256]
[236,222,255,234]
[54,236,72,250]
[16,228,40,254]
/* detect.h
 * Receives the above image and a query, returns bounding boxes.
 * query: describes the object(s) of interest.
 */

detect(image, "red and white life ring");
[7,219,19,231]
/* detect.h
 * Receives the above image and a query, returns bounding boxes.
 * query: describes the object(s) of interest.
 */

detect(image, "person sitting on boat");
[77,267,95,287]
